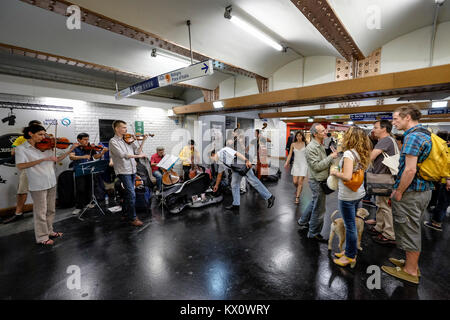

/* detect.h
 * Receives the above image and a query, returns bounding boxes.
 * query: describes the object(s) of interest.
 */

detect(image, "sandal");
[40,239,54,246]
[49,232,63,239]
[295,197,300,204]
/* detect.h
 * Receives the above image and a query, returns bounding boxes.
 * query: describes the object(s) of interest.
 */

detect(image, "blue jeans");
[231,169,272,206]
[152,170,163,190]
[299,179,326,238]
[338,198,362,259]
[118,174,136,221]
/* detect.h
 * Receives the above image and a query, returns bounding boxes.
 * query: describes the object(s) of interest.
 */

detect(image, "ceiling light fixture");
[150,48,196,66]
[213,101,224,109]
[2,108,16,126]
[307,117,314,123]
[224,5,283,51]
[431,101,447,108]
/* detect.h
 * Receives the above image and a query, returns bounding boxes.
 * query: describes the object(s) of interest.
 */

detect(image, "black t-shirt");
[372,136,396,174]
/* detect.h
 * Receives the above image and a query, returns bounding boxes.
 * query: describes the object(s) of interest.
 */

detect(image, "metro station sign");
[115,60,214,100]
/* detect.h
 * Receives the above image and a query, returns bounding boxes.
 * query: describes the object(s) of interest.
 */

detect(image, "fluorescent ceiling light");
[432,101,447,108]
[228,15,283,51]
[152,49,195,66]
[213,101,224,109]
[348,121,354,125]
[307,117,313,123]
[167,109,174,116]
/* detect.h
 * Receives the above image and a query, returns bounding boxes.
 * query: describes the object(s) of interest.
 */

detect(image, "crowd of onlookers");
[285,104,449,284]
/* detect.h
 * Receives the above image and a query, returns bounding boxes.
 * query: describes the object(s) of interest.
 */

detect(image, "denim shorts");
[391,190,432,252]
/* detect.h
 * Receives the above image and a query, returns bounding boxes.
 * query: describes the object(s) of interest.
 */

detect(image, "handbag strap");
[348,149,363,172]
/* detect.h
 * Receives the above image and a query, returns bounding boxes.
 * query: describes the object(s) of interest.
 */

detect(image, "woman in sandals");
[330,126,372,267]
[15,124,78,245]
[284,130,308,204]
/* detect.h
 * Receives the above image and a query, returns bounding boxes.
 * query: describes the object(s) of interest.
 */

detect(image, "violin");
[82,143,104,152]
[123,133,155,144]
[36,137,74,152]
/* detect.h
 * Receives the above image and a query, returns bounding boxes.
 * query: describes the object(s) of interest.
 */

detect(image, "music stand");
[74,159,109,221]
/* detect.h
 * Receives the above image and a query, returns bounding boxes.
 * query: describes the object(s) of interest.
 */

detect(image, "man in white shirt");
[211,147,275,211]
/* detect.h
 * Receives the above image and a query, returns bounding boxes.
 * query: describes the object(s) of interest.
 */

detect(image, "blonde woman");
[284,130,308,204]
[330,126,372,267]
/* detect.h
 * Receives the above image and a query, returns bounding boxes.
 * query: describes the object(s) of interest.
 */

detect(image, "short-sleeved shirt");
[338,149,366,201]
[216,147,237,173]
[70,146,98,170]
[150,153,163,173]
[12,136,27,148]
[15,141,56,191]
[394,124,434,192]
[372,136,397,174]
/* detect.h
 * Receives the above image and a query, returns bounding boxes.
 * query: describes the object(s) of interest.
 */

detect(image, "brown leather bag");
[343,150,365,192]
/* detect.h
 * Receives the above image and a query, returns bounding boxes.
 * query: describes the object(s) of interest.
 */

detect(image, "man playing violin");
[69,133,109,215]
[150,146,165,195]
[109,120,147,227]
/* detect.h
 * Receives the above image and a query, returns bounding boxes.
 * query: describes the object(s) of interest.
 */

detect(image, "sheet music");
[157,154,179,170]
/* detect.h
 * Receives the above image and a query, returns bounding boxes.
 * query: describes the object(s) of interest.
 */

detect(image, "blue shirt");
[70,146,98,170]
[394,124,434,192]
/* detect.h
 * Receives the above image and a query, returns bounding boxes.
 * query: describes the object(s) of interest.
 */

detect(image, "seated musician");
[108,120,147,227]
[150,146,165,194]
[69,133,108,215]
[178,139,201,181]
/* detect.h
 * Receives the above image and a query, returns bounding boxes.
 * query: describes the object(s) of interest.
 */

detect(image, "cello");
[162,168,180,186]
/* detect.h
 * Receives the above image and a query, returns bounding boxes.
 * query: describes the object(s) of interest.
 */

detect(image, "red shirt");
[150,153,163,173]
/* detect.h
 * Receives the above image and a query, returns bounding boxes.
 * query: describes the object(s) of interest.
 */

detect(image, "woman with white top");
[15,124,78,245]
[284,130,308,204]
[330,126,372,267]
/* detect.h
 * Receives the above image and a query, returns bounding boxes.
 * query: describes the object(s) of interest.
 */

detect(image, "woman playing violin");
[14,124,79,246]
[69,133,109,215]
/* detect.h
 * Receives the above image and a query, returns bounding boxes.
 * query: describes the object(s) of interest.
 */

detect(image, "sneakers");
[87,203,95,209]
[2,213,24,224]
[267,195,275,208]
[424,221,442,232]
[72,209,81,215]
[297,220,309,230]
[308,234,328,243]
[130,218,143,226]
[389,258,421,277]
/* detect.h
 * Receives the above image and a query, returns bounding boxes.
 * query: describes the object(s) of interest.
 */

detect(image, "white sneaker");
[72,209,81,215]
[87,204,95,208]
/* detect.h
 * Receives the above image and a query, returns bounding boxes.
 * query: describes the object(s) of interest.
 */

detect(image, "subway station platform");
[1,168,449,300]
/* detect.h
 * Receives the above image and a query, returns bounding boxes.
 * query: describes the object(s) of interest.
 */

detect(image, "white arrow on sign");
[116,60,214,100]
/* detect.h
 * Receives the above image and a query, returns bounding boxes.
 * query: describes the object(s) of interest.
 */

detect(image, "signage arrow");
[201,63,209,74]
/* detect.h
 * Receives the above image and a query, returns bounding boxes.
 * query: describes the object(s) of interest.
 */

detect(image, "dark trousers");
[183,166,191,181]
[431,183,450,223]
[75,175,92,209]
[118,174,137,221]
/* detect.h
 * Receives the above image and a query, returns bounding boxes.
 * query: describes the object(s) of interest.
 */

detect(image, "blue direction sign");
[116,60,214,100]
[428,108,448,115]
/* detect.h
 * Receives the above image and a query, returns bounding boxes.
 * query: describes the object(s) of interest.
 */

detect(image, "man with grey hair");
[298,123,338,242]
[150,147,165,194]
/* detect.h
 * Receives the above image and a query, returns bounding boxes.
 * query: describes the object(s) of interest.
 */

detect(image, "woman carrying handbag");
[330,126,372,268]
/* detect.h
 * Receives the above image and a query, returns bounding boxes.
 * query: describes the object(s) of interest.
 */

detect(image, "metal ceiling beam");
[0,42,210,92]
[283,113,450,123]
[19,0,266,80]
[172,64,450,115]
[290,0,365,62]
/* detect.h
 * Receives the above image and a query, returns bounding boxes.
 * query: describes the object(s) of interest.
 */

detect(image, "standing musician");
[3,120,42,224]
[150,146,165,194]
[15,124,79,245]
[108,120,147,227]
[179,139,201,181]
[69,133,109,215]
